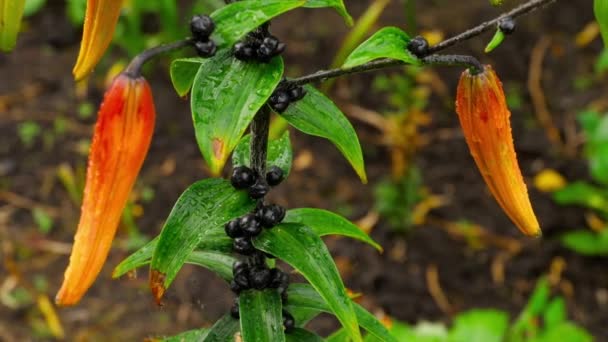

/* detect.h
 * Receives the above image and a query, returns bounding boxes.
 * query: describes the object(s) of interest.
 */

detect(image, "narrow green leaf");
[282,86,366,183]
[536,322,593,342]
[543,298,566,329]
[561,230,608,256]
[240,289,285,342]
[211,0,306,47]
[595,0,608,48]
[0,0,26,51]
[191,51,284,175]
[150,179,255,301]
[284,208,381,251]
[447,309,509,342]
[304,0,352,26]
[187,251,237,281]
[170,58,205,97]
[285,328,325,342]
[113,237,159,278]
[203,314,240,342]
[161,328,209,341]
[233,130,293,176]
[253,224,362,342]
[553,181,608,211]
[484,29,506,53]
[343,27,419,68]
[327,329,350,342]
[286,283,395,342]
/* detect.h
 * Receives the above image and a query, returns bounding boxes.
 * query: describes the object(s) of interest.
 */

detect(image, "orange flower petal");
[455,65,541,236]
[73,0,124,80]
[56,74,155,306]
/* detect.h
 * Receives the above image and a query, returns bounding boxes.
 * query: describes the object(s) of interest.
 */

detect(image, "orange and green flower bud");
[56,73,155,306]
[455,65,541,236]
[72,0,124,80]
[0,0,26,52]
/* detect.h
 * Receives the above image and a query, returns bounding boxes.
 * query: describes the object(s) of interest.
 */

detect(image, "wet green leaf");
[240,289,285,342]
[170,58,205,97]
[187,251,237,281]
[203,314,240,342]
[150,179,255,300]
[161,328,209,341]
[191,51,284,174]
[286,283,395,342]
[343,27,419,68]
[211,0,306,47]
[253,224,361,342]
[304,0,352,26]
[284,208,381,251]
[282,86,366,183]
[233,130,293,176]
[285,328,325,342]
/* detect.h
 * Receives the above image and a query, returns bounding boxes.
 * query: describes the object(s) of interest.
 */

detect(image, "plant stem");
[249,106,271,180]
[124,39,192,77]
[288,0,559,86]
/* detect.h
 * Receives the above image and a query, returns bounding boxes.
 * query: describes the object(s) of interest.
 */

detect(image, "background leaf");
[240,289,285,342]
[253,224,362,342]
[150,179,255,300]
[211,0,306,46]
[284,208,381,251]
[191,51,284,174]
[595,0,608,47]
[233,130,293,176]
[282,86,366,183]
[343,27,419,68]
[304,0,352,25]
[447,309,509,342]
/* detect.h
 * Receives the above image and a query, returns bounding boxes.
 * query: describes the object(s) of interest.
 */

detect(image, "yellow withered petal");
[455,65,541,236]
[72,0,124,80]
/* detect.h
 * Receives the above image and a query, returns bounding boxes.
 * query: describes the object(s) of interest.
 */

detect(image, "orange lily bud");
[455,65,541,236]
[73,0,124,80]
[56,73,155,306]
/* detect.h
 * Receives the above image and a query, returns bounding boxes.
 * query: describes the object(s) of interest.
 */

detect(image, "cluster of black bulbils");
[407,36,430,58]
[233,35,286,63]
[268,82,307,113]
[190,15,217,57]
[228,253,295,331]
[498,17,516,34]
[226,164,295,332]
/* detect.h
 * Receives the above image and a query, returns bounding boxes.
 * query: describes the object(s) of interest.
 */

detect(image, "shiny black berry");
[233,237,255,255]
[262,36,279,51]
[269,268,289,289]
[230,280,241,293]
[230,300,240,319]
[288,86,306,102]
[239,213,262,237]
[234,42,256,60]
[250,268,271,290]
[194,40,217,58]
[233,260,247,274]
[231,166,257,189]
[190,15,215,39]
[224,219,243,238]
[248,182,269,199]
[266,166,284,186]
[269,90,291,113]
[234,269,250,289]
[257,204,286,228]
[283,310,295,332]
[499,17,516,34]
[407,36,429,58]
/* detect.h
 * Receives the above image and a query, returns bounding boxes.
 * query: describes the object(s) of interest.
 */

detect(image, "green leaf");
[24,0,46,16]
[233,130,293,176]
[191,51,284,175]
[484,29,506,53]
[304,0,352,26]
[282,86,366,183]
[113,237,159,278]
[543,298,566,329]
[253,224,362,342]
[447,309,509,342]
[561,230,608,256]
[286,283,394,342]
[595,0,608,48]
[284,208,381,251]
[203,314,240,342]
[285,328,325,342]
[0,0,26,51]
[343,27,419,68]
[211,0,306,47]
[170,58,205,97]
[187,251,237,281]
[327,329,350,342]
[553,181,608,212]
[536,322,593,342]
[511,278,550,337]
[161,328,209,341]
[240,289,285,342]
[150,179,255,301]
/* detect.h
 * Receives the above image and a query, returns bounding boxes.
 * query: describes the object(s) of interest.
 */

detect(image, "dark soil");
[2,0,607,341]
